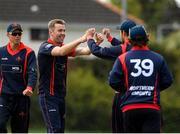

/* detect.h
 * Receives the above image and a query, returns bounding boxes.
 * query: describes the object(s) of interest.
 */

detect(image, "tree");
[110,0,179,29]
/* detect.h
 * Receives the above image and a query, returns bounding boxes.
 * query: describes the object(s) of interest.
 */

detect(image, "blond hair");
[48,19,66,31]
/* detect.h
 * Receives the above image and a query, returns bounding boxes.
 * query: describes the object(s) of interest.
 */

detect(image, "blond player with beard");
[38,19,92,133]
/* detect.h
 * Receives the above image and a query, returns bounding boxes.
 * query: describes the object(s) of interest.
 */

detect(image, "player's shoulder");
[38,41,55,55]
[40,41,54,49]
[0,46,7,56]
[149,50,164,60]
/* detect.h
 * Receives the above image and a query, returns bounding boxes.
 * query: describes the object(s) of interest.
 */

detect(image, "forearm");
[109,83,121,92]
[109,73,123,91]
[27,71,37,90]
[60,38,83,56]
[51,37,84,56]
[75,46,91,56]
[160,75,173,91]
[110,38,121,46]
[87,39,120,60]
[27,52,38,90]
[108,59,125,91]
[160,61,174,91]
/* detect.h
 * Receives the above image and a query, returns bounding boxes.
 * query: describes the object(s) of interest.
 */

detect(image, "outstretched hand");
[79,28,96,43]
[95,33,104,45]
[102,28,111,39]
[86,28,96,40]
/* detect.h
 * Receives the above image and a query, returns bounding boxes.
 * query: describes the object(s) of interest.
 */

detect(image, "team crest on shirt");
[16,56,22,63]
[45,44,53,49]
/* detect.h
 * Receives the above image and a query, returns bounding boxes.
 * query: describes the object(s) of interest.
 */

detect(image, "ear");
[147,34,150,39]
[129,39,133,44]
[49,29,53,36]
[120,31,124,38]
[119,31,122,38]
[124,31,129,37]
[6,32,9,37]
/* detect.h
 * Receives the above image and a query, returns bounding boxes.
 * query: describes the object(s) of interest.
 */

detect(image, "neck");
[121,37,128,43]
[10,42,20,50]
[124,37,129,43]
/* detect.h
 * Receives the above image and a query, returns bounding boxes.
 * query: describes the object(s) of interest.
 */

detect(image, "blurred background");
[0,0,180,132]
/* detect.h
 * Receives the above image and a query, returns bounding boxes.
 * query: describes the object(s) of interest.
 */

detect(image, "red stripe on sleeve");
[23,47,33,85]
[119,54,129,90]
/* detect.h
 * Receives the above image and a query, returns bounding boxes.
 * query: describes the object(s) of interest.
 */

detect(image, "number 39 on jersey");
[130,59,154,77]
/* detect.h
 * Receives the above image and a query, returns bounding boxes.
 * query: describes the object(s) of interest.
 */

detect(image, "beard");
[56,36,65,44]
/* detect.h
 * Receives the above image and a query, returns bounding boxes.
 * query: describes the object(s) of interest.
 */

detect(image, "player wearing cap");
[88,20,136,60]
[0,23,37,133]
[86,20,136,133]
[109,25,173,132]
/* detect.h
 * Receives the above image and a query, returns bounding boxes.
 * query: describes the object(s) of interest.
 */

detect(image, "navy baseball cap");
[129,25,149,42]
[7,23,23,32]
[116,19,136,34]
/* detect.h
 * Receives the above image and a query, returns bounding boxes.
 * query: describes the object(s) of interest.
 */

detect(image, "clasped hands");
[79,28,112,45]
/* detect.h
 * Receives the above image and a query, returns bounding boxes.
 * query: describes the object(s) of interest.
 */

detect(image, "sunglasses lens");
[11,32,22,36]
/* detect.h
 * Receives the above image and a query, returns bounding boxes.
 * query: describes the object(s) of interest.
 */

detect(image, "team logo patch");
[16,56,22,62]
[49,109,57,112]
[45,44,53,49]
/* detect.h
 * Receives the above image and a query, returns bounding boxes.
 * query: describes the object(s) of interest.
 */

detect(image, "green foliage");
[151,31,180,132]
[110,0,178,29]
[161,86,180,132]
[68,58,114,81]
[66,61,114,132]
[160,32,180,132]
[160,31,180,83]
[111,0,141,18]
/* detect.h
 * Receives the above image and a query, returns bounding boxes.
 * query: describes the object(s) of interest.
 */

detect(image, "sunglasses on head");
[10,32,22,36]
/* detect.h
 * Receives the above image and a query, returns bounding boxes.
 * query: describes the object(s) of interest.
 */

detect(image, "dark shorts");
[39,92,65,133]
[123,108,160,133]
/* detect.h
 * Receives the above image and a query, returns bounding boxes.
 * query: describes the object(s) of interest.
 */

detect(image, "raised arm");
[75,46,91,56]
[87,39,122,60]
[84,28,122,60]
[74,28,96,56]
[51,36,86,56]
[102,28,122,46]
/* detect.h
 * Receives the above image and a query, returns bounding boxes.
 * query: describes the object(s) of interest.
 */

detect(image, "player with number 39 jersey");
[109,25,173,133]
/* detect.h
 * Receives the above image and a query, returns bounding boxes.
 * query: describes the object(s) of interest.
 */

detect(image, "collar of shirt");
[47,38,64,47]
[7,42,25,55]
[131,45,149,51]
